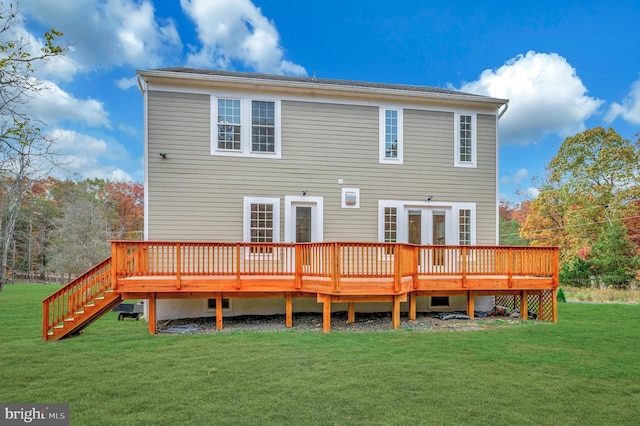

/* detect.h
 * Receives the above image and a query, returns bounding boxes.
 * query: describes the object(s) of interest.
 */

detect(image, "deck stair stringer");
[43,257,119,341]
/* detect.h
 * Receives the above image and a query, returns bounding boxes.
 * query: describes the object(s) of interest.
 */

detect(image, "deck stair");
[43,257,120,341]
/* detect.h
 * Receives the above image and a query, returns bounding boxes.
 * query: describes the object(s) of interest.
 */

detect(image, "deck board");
[116,274,554,295]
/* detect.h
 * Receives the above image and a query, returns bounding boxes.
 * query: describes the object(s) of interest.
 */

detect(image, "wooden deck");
[43,242,559,340]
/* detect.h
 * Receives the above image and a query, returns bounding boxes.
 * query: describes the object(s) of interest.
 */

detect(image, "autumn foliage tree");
[521,127,640,287]
[7,178,143,283]
[0,3,67,290]
[498,200,530,246]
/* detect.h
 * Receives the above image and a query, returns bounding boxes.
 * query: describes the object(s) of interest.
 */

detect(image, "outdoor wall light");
[301,190,307,196]
[159,153,167,159]
[427,195,433,201]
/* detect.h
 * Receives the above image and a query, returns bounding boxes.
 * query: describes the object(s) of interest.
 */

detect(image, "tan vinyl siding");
[147,90,497,244]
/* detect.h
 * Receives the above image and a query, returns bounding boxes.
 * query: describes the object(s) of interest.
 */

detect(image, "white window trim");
[243,197,281,243]
[378,200,403,242]
[284,196,324,243]
[378,200,476,245]
[454,112,477,168]
[454,203,477,246]
[211,96,282,159]
[379,107,403,164]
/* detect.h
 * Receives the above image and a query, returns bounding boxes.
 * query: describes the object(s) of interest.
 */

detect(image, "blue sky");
[13,0,640,201]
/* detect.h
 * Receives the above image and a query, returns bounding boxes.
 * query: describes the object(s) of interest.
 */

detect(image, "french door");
[406,208,451,271]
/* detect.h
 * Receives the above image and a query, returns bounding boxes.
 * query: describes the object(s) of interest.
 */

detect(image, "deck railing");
[42,257,112,339]
[417,245,558,276]
[111,241,557,284]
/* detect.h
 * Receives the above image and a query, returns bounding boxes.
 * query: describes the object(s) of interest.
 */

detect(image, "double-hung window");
[212,96,281,158]
[217,99,241,151]
[454,113,477,168]
[251,101,275,153]
[379,107,403,164]
[243,197,280,243]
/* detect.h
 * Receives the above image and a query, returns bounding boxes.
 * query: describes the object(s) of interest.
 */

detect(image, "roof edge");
[137,68,508,107]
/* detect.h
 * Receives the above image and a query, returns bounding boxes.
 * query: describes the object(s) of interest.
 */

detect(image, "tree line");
[1,177,142,288]
[500,127,640,289]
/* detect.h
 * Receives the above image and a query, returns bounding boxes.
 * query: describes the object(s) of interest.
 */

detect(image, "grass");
[1,284,639,425]
[562,285,640,304]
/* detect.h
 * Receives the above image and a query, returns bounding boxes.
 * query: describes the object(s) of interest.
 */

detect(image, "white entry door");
[284,196,324,243]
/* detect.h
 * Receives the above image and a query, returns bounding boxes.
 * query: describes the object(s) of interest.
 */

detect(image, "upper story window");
[251,101,275,153]
[212,96,281,158]
[454,113,477,168]
[379,107,403,164]
[217,99,241,151]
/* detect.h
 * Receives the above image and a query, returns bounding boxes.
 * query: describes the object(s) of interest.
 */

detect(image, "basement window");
[207,298,230,310]
[431,296,450,307]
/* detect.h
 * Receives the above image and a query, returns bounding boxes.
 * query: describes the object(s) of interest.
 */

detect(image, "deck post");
[42,300,49,340]
[461,246,467,288]
[552,288,558,323]
[216,293,223,330]
[392,295,401,329]
[507,248,513,288]
[286,293,293,328]
[322,295,331,333]
[295,245,302,290]
[148,293,156,335]
[332,243,340,293]
[412,246,419,290]
[347,302,355,323]
[235,243,241,289]
[176,243,181,290]
[111,241,118,291]
[520,290,528,320]
[394,244,401,293]
[140,245,148,274]
[408,293,416,321]
[467,291,475,319]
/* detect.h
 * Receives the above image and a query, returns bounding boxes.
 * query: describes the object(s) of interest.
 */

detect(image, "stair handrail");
[42,257,113,339]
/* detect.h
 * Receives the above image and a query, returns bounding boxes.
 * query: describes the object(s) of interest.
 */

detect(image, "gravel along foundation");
[156,311,529,334]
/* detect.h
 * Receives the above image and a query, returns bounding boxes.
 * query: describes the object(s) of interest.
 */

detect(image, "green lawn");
[1,284,639,425]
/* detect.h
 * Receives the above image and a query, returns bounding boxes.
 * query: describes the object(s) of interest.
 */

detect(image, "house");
[42,68,559,340]
[139,67,504,319]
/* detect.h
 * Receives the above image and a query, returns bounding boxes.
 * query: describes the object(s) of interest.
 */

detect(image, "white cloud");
[459,51,603,145]
[523,187,541,199]
[47,129,133,181]
[21,0,181,80]
[500,168,529,185]
[29,80,111,128]
[116,76,138,90]
[180,0,306,75]
[605,78,640,125]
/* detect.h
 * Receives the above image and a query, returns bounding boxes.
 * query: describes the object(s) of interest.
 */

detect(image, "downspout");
[498,101,509,119]
[137,73,145,94]
[496,100,508,246]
